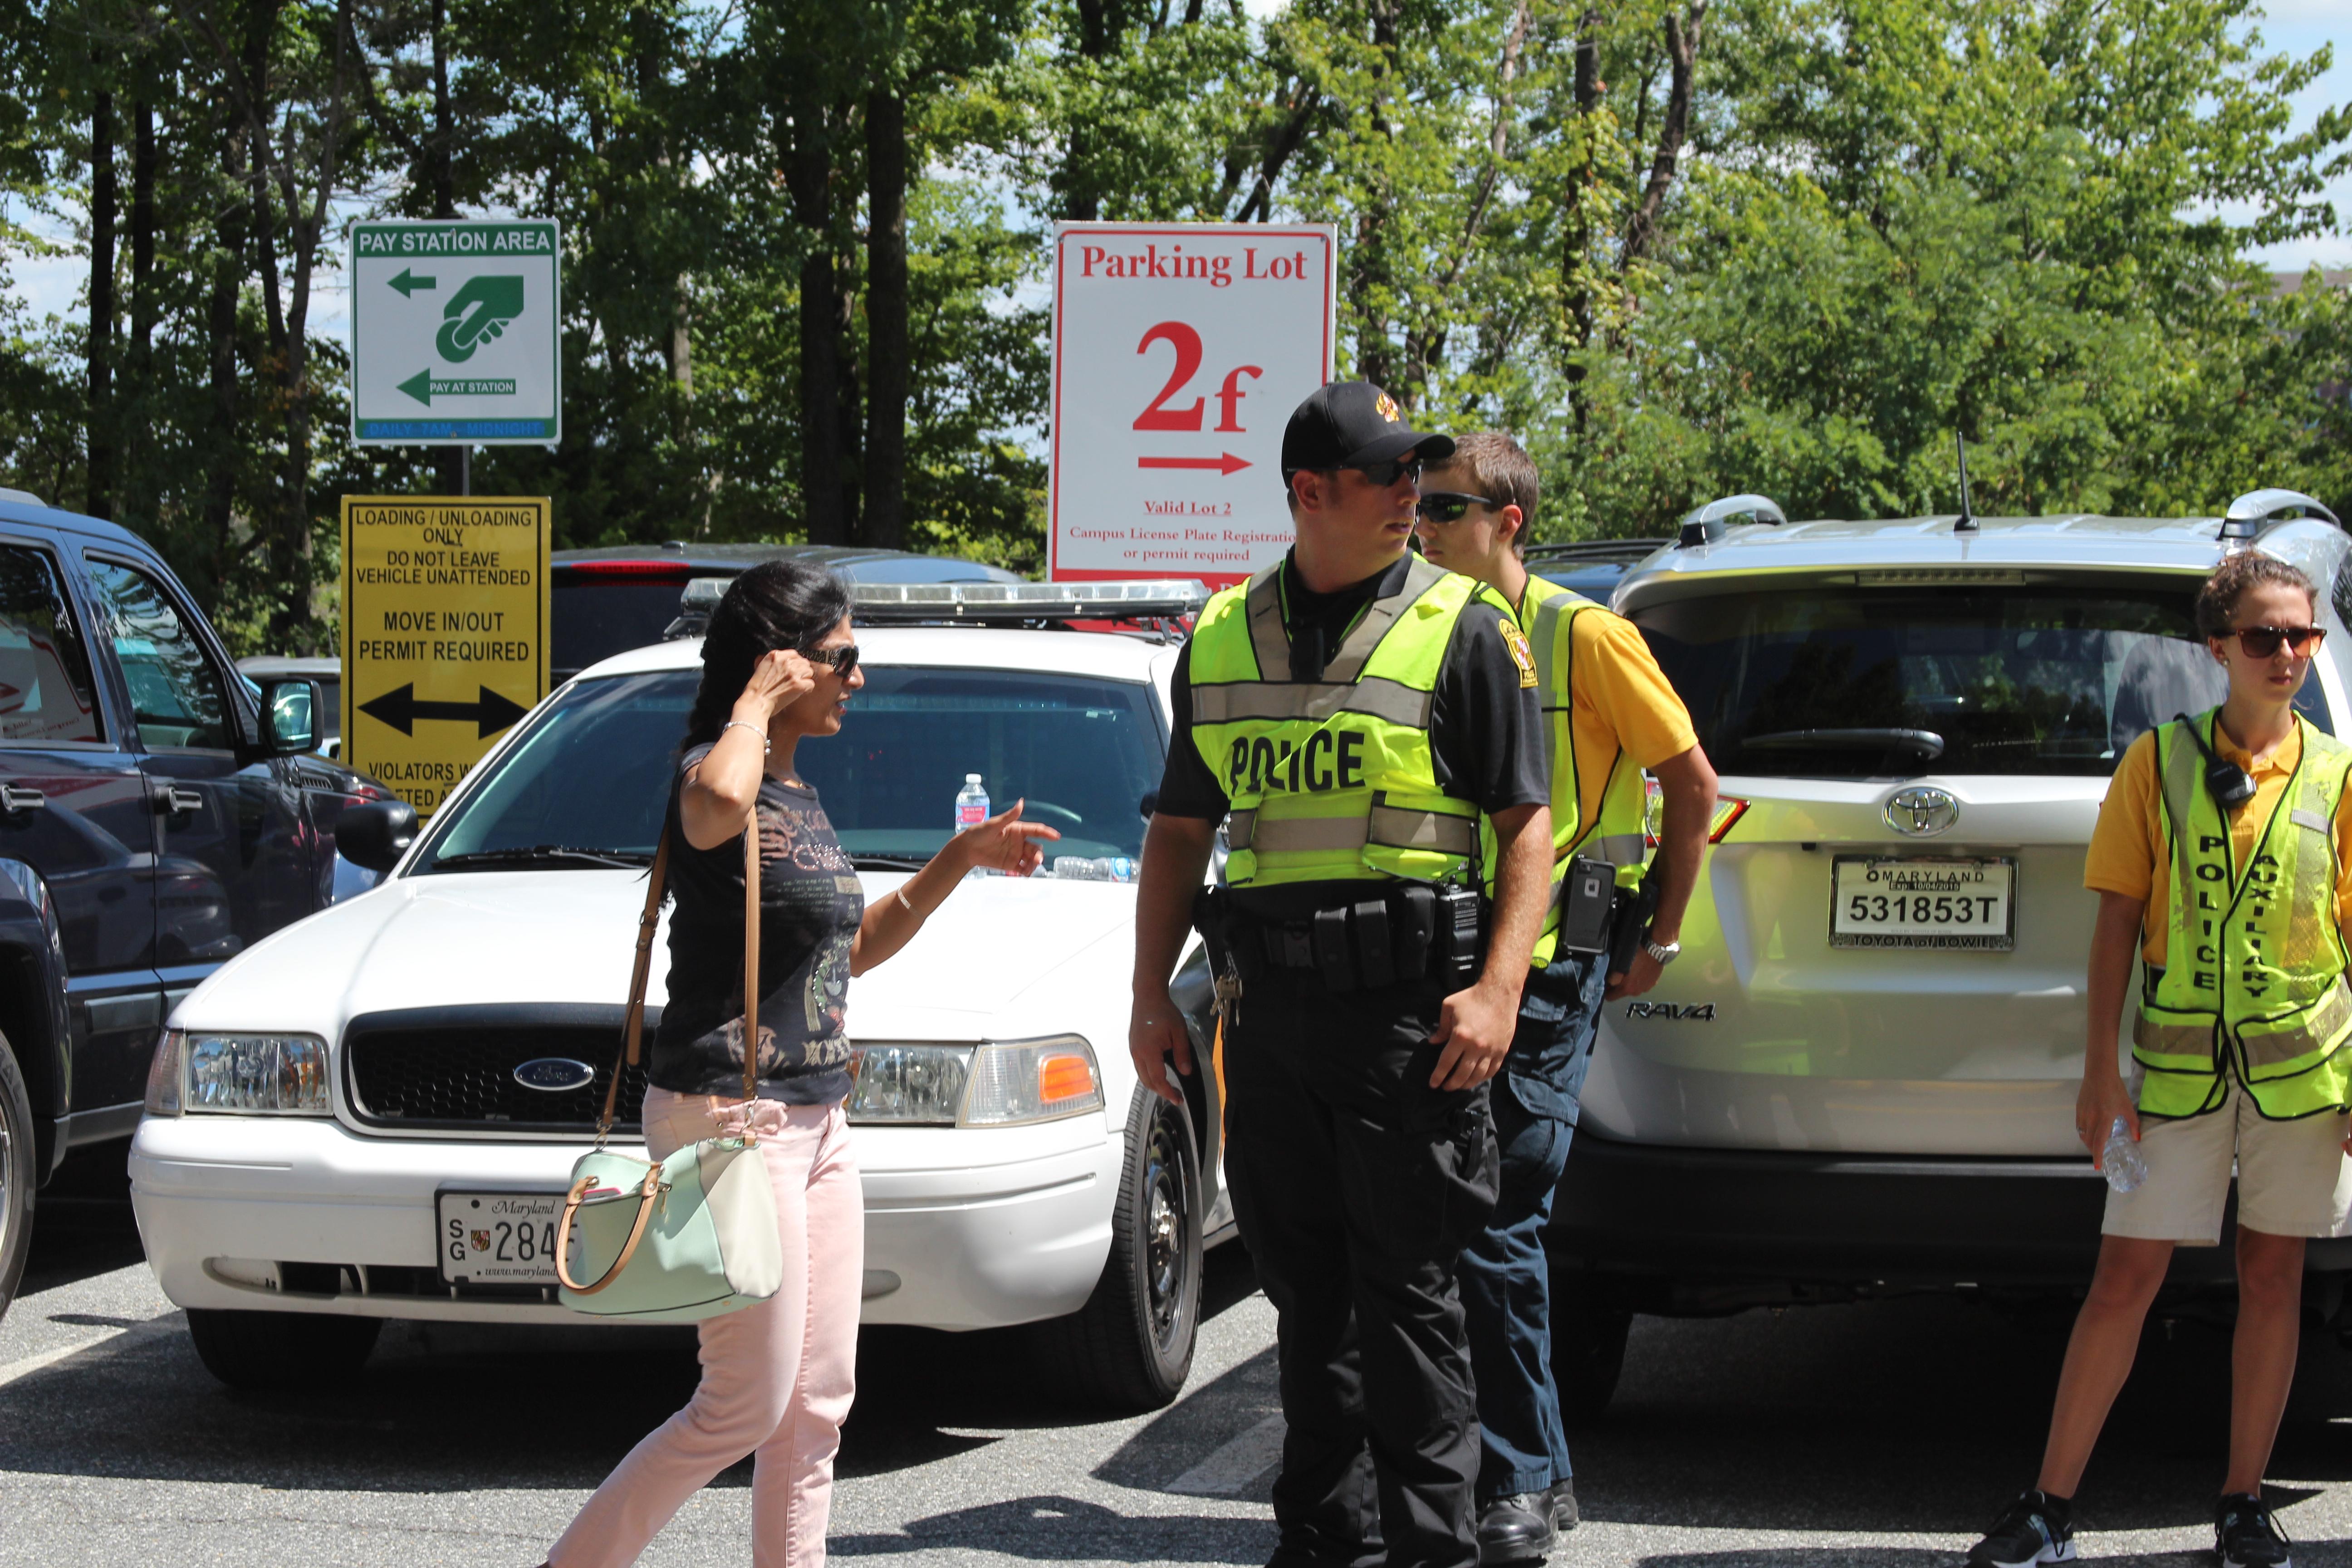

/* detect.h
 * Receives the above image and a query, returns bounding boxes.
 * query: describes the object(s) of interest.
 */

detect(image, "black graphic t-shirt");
[651,745,863,1104]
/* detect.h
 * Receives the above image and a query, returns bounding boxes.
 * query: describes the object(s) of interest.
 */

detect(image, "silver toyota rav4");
[1545,487,2350,1413]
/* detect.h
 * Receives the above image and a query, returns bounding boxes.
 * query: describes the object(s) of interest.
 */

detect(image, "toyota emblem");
[1884,786,1960,837]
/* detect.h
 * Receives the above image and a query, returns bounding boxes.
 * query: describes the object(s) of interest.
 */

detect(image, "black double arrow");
[359,684,529,739]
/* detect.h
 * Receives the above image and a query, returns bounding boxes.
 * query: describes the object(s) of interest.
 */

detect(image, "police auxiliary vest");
[1188,557,1485,888]
[1486,575,1651,967]
[2133,709,2352,1121]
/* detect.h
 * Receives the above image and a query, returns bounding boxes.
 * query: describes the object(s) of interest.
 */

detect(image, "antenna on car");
[1954,431,1978,534]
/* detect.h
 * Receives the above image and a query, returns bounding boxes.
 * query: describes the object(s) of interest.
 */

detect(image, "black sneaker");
[1965,1491,2075,1567]
[2216,1493,2292,1568]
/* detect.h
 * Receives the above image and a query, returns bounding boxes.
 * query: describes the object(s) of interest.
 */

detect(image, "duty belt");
[1223,882,1482,993]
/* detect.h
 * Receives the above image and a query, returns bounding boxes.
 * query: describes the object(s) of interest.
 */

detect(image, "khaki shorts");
[2103,1080,2352,1243]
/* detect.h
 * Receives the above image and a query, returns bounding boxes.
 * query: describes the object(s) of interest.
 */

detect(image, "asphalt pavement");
[20,1153,2352,1565]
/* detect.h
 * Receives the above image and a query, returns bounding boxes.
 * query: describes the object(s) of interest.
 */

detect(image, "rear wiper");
[1742,728,1946,760]
[850,854,933,872]
[429,845,654,871]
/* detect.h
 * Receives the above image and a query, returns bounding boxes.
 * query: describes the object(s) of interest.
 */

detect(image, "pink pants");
[549,1088,863,1568]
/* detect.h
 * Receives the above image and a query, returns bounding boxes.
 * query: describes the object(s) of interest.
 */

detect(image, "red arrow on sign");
[1139,452,1252,475]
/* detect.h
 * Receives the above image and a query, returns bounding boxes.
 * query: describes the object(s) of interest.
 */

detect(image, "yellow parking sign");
[340,496,550,816]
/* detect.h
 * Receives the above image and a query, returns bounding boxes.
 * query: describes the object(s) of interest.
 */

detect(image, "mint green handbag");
[556,828,785,1322]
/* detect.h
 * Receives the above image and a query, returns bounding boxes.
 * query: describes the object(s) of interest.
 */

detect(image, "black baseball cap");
[1280,381,1455,479]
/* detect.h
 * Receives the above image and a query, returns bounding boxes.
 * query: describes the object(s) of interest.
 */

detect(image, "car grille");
[343,1004,657,1132]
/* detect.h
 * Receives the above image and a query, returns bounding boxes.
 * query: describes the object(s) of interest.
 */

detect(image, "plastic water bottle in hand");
[954,774,989,834]
[2100,1115,2147,1193]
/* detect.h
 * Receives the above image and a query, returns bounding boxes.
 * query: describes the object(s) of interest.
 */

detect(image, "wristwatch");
[1643,935,1682,965]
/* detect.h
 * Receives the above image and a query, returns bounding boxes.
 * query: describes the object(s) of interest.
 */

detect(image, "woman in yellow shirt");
[1968,553,2352,1568]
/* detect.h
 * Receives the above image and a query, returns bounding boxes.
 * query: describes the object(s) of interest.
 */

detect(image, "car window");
[0,545,102,743]
[1634,584,2332,779]
[413,665,1166,870]
[84,558,234,751]
[549,573,693,679]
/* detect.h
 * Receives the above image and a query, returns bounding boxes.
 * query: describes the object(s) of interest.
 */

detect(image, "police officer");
[1415,432,1716,1563]
[1130,382,1554,1568]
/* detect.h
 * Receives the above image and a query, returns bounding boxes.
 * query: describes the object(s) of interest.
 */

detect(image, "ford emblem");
[513,1057,597,1093]
[1884,786,1960,837]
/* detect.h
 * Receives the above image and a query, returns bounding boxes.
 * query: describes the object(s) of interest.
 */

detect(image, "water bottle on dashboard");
[954,774,990,833]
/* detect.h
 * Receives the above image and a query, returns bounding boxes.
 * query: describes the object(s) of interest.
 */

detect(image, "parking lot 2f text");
[1076,243,1312,287]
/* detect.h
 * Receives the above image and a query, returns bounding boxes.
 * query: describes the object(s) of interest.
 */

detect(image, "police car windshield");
[1633,584,2332,779]
[411,666,1166,872]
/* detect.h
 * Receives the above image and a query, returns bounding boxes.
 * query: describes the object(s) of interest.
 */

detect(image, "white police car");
[129,581,1232,1410]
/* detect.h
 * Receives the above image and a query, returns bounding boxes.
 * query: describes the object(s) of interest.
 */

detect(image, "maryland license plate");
[436,1189,567,1286]
[1830,856,2015,951]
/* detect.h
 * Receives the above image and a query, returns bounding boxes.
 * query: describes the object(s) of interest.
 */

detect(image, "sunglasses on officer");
[802,643,861,678]
[1415,492,1496,525]
[1286,458,1426,492]
[2219,624,2326,659]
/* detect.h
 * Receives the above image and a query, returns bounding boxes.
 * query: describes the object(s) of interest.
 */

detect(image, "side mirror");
[335,799,418,873]
[256,677,323,756]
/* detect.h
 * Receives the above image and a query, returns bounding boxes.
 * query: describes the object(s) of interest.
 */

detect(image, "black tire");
[185,1308,383,1390]
[1043,1087,1204,1411]
[0,1032,33,1324]
[1548,1264,1632,1422]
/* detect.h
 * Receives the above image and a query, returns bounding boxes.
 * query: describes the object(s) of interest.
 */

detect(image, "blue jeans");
[1458,946,1608,1499]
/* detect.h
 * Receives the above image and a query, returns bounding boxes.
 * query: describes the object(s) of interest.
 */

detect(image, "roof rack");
[850,580,1210,624]
[0,488,44,509]
[2218,488,2342,542]
[1677,493,1788,549]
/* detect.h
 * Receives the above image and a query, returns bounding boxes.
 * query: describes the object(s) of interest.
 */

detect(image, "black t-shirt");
[651,746,863,1104]
[1157,551,1548,820]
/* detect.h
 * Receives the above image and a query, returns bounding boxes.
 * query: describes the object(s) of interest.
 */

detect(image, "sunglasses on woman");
[803,643,861,677]
[2221,625,2326,658]
[1416,492,1495,524]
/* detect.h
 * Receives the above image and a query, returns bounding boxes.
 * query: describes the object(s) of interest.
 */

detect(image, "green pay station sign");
[349,220,562,445]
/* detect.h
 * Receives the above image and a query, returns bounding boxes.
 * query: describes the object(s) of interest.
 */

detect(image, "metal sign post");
[339,496,551,817]
[349,220,562,447]
[1048,221,1336,589]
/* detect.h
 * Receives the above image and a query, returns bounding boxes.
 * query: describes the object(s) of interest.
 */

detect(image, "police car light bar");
[848,580,1210,622]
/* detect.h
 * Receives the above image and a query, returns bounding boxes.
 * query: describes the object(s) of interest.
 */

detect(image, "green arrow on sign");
[389,268,437,298]
[397,369,520,406]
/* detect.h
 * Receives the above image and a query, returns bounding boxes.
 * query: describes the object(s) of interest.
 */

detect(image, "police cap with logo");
[1281,381,1456,491]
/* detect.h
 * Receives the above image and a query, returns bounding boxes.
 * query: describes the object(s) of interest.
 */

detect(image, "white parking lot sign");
[350,219,562,445]
[1050,222,1334,588]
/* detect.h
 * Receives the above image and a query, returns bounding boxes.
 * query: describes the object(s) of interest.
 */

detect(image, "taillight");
[1644,775,1748,846]
[555,561,696,583]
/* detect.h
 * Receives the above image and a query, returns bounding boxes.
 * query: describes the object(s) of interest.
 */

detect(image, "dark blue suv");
[0,492,392,1318]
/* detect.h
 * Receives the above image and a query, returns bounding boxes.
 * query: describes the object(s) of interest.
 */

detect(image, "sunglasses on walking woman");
[2220,625,2327,658]
[803,644,861,677]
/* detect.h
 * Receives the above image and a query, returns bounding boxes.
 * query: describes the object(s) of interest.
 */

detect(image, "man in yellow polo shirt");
[1965,552,2352,1568]
[1414,433,1718,1563]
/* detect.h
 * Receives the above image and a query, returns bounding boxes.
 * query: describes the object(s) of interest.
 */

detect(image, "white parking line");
[0,1316,176,1391]
[1166,1411,1286,1495]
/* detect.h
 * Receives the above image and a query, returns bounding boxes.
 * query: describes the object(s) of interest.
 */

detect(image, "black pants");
[1222,966,1502,1568]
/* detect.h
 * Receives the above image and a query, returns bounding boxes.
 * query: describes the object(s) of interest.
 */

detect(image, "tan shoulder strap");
[742,819,761,1107]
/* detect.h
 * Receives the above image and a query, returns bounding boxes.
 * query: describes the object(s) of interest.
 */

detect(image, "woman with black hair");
[543,560,1056,1568]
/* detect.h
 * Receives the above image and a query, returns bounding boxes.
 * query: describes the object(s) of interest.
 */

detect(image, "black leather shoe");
[1476,1494,1558,1565]
[1549,1480,1578,1531]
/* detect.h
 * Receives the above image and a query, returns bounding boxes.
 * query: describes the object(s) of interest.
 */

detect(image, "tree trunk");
[131,100,156,358]
[1560,6,1602,433]
[862,86,908,551]
[1621,2,1708,268]
[797,249,847,544]
[87,86,116,520]
[202,181,245,607]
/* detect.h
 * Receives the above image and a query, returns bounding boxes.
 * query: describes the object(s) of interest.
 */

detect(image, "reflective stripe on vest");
[1487,577,1655,966]
[1190,558,1481,888]
[2132,709,2352,1121]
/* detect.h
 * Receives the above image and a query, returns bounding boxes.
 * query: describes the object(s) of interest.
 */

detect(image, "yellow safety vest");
[1480,576,1652,967]
[2133,710,2352,1121]
[1188,556,1483,888]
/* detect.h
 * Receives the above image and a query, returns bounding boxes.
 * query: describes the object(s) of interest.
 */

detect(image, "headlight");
[960,1034,1104,1127]
[846,1035,1107,1127]
[177,1032,333,1115]
[143,1029,182,1116]
[847,1044,974,1124]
